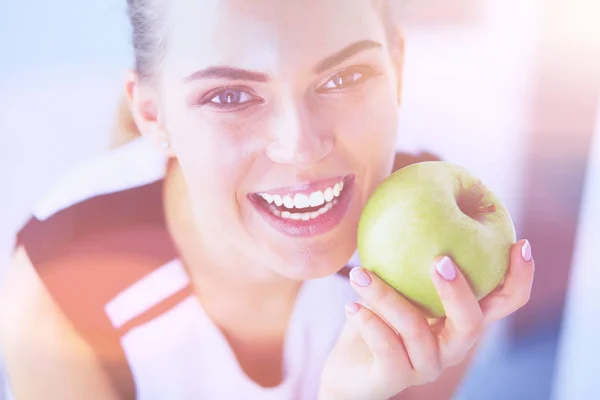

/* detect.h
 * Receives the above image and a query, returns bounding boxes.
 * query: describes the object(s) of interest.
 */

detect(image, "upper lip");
[251,175,352,197]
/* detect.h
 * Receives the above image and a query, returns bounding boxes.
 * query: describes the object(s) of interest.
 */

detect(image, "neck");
[162,160,303,317]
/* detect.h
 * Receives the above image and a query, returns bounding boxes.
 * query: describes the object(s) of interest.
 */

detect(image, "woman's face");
[135,0,402,280]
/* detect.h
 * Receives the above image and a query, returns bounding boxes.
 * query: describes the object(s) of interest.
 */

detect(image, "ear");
[124,71,175,158]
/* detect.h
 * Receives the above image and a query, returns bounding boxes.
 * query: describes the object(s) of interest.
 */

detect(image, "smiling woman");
[0,1,535,399]
[127,0,403,284]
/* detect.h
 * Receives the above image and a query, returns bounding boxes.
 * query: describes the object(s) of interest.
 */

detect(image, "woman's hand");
[319,239,535,400]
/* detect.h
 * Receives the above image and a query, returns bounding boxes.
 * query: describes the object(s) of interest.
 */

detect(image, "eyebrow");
[313,40,383,74]
[184,67,269,83]
[183,40,383,83]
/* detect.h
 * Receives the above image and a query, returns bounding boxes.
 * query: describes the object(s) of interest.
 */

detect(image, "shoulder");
[10,137,179,370]
[0,247,129,400]
[17,137,172,267]
[5,149,180,398]
[15,136,177,305]
[0,247,55,335]
[30,137,166,222]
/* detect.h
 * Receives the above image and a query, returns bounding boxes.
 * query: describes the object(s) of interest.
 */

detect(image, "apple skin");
[357,161,516,318]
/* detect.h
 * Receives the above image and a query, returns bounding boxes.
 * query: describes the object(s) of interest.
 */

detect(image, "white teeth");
[262,193,274,204]
[267,198,340,220]
[294,194,311,209]
[309,191,325,207]
[333,183,341,197]
[260,179,345,219]
[319,202,332,215]
[283,195,295,209]
[273,195,283,207]
[268,204,281,217]
[261,180,344,205]
[324,187,334,202]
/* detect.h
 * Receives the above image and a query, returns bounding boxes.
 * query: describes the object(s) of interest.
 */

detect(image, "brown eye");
[210,89,254,106]
[319,69,368,92]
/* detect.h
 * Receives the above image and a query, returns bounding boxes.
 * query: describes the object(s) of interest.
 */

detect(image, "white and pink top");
[10,137,361,399]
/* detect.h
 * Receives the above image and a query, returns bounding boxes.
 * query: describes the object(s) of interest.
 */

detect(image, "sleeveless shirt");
[13,138,360,400]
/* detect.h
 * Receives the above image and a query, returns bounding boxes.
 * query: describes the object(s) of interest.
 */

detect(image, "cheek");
[332,88,399,163]
[168,115,262,210]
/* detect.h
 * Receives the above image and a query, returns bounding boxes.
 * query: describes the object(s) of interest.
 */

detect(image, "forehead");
[163,0,387,77]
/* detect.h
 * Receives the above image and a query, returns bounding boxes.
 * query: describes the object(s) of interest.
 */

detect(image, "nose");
[265,96,334,168]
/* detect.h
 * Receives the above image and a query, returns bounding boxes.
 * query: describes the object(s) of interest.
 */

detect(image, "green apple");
[357,161,516,318]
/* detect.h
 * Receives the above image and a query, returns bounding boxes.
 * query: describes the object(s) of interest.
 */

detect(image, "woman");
[0,1,535,399]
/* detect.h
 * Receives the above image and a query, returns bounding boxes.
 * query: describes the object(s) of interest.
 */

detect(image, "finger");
[349,268,441,382]
[480,239,535,323]
[345,302,412,375]
[431,256,484,367]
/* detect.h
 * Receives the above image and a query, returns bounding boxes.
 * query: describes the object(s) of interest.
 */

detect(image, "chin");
[271,236,358,281]
[274,258,345,281]
[247,174,365,280]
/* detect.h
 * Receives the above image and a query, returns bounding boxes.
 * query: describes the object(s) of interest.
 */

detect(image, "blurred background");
[1,0,598,399]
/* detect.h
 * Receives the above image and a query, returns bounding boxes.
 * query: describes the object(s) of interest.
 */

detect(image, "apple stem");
[477,204,497,214]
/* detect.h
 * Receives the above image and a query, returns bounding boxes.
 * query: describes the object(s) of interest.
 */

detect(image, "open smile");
[248,174,355,237]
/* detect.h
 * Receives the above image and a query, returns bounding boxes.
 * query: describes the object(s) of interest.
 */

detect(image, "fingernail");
[345,302,360,315]
[521,240,532,262]
[436,256,456,281]
[349,268,372,287]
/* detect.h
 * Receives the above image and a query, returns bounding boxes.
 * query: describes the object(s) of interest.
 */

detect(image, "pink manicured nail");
[345,302,360,315]
[436,256,457,281]
[349,268,372,287]
[522,240,532,262]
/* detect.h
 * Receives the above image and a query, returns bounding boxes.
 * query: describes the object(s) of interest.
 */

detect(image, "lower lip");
[248,175,355,238]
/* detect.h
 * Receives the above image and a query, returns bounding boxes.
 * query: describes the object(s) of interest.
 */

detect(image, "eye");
[209,89,256,106]
[317,67,372,93]
[198,87,263,111]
